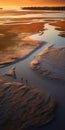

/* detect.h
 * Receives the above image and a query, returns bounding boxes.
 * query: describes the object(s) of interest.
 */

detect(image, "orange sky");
[0,0,65,7]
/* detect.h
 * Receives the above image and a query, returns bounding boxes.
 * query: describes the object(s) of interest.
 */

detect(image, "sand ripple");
[0,76,56,130]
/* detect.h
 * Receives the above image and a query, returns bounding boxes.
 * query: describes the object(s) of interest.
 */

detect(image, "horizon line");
[0,5,65,7]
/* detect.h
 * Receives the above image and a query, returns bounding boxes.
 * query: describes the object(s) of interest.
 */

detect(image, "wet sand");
[0,21,45,66]
[0,36,43,66]
[50,20,65,37]
[0,10,65,130]
[30,45,65,82]
[0,10,48,16]
[0,74,56,130]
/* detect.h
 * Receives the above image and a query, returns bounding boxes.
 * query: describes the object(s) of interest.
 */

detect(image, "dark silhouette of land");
[0,8,3,10]
[22,6,65,10]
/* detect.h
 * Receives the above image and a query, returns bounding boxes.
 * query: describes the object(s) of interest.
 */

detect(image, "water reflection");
[0,10,65,66]
[30,23,65,47]
[0,9,65,130]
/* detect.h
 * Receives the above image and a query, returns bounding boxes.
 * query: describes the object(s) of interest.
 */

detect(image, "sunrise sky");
[0,0,65,7]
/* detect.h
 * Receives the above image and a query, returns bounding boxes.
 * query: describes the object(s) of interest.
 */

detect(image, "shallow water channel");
[0,21,65,130]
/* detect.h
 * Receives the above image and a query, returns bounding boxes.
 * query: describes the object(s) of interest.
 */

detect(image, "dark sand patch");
[50,20,65,37]
[30,45,65,82]
[0,75,56,130]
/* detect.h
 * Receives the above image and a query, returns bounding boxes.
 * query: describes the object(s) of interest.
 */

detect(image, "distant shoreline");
[22,6,65,10]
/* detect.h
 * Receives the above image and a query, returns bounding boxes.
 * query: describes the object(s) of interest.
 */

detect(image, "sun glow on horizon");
[0,0,65,7]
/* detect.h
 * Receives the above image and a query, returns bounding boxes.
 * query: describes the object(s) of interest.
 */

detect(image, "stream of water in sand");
[0,22,65,129]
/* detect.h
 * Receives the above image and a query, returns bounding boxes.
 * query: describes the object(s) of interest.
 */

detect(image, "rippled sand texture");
[0,22,45,66]
[0,76,56,130]
[30,46,65,82]
[50,20,65,37]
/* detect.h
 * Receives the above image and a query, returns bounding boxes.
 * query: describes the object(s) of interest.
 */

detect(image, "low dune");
[50,20,65,37]
[0,75,56,130]
[30,45,65,82]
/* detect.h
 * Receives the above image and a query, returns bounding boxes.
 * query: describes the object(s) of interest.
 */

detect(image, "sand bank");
[0,21,45,66]
[0,74,56,130]
[0,36,44,66]
[30,45,65,82]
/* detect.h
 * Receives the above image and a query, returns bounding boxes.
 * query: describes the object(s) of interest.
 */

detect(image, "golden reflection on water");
[0,10,65,65]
